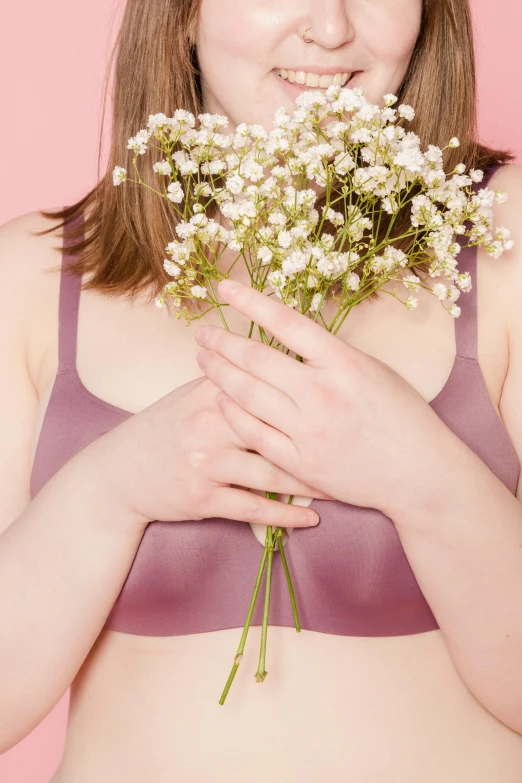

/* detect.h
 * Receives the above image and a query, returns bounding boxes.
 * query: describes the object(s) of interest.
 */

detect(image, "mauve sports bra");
[30,163,520,637]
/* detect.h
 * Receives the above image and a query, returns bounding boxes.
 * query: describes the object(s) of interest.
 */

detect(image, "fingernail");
[219,279,240,296]
[303,511,319,526]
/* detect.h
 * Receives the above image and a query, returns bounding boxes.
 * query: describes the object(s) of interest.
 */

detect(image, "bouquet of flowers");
[113,83,513,704]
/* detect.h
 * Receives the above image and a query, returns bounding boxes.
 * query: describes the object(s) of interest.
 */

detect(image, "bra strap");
[454,162,504,359]
[57,209,85,373]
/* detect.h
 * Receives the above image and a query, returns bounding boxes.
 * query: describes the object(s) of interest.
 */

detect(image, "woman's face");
[196,0,423,131]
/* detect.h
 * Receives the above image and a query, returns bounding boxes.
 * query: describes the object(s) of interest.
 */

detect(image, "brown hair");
[36,0,514,307]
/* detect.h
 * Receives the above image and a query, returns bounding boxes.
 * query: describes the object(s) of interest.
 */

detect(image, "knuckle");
[310,377,341,407]
[189,407,218,434]
[210,329,225,352]
[241,340,264,370]
[242,500,266,522]
[248,426,268,455]
[237,380,257,409]
[184,478,208,510]
[242,501,263,523]
[274,307,296,334]
[187,450,211,470]
[263,461,280,490]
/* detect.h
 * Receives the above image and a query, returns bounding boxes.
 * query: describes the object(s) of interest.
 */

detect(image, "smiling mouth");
[275,69,358,89]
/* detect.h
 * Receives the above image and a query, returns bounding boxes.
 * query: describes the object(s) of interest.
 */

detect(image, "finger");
[216,278,336,365]
[212,449,331,499]
[215,391,298,476]
[197,349,298,434]
[208,486,320,528]
[194,324,306,397]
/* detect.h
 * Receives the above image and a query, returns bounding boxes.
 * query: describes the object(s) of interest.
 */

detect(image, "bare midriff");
[51,627,522,782]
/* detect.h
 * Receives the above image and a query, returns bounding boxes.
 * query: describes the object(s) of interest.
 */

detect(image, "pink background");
[0,0,520,780]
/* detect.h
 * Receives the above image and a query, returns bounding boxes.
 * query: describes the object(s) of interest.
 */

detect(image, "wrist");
[56,448,151,539]
[384,427,473,532]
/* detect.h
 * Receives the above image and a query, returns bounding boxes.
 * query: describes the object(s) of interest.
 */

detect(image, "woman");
[2,0,522,780]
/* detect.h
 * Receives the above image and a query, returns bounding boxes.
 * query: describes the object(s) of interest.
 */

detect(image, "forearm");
[0,450,147,753]
[390,434,522,734]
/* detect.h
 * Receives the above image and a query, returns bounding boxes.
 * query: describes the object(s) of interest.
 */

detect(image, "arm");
[0,452,146,753]
[388,164,522,736]
[389,436,522,735]
[0,213,146,753]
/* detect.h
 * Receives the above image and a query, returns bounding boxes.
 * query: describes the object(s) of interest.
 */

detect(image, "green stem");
[255,525,274,683]
[218,545,269,705]
[275,527,301,632]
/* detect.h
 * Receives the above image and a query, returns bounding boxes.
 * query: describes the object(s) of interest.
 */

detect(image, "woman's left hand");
[194,279,467,520]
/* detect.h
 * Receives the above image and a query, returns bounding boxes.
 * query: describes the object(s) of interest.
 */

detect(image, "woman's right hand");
[86,375,324,532]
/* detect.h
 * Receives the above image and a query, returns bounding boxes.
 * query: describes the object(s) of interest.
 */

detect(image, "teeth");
[276,69,351,88]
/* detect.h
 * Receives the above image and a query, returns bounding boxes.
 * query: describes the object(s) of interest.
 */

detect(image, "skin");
[35,1,522,779]
[196,0,423,130]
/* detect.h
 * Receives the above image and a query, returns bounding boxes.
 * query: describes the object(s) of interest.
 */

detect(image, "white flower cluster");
[114,85,513,325]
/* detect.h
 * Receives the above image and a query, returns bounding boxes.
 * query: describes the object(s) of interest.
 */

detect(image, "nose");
[301,0,355,49]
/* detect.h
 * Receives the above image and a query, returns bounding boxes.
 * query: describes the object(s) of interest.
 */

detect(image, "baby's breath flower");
[282,250,309,278]
[127,129,152,155]
[398,104,415,121]
[226,174,245,195]
[227,233,243,252]
[172,108,196,128]
[167,182,184,203]
[153,160,172,176]
[346,272,361,291]
[404,295,419,309]
[449,304,461,318]
[403,274,421,291]
[116,88,512,341]
[268,209,287,226]
[486,240,505,259]
[267,270,287,293]
[257,246,273,266]
[198,113,229,130]
[470,169,484,183]
[191,285,208,299]
[432,282,448,300]
[112,166,127,186]
[193,182,213,199]
[173,150,198,175]
[309,292,323,313]
[384,93,398,107]
[456,271,472,292]
[277,230,292,249]
[176,221,198,240]
[164,259,181,277]
[425,145,443,165]
[325,207,344,227]
[147,113,170,132]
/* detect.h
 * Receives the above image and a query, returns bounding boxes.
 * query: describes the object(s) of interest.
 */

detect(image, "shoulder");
[0,208,65,284]
[486,164,522,314]
[0,208,66,386]
[490,164,522,498]
[484,162,522,238]
[486,161,522,194]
